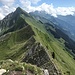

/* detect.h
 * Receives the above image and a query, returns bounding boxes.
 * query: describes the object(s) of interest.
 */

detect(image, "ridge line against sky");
[0,0,75,20]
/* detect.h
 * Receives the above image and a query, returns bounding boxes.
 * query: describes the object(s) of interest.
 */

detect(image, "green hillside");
[0,7,75,75]
[24,14,75,75]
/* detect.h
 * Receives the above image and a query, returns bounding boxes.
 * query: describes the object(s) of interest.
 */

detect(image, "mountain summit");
[0,7,75,75]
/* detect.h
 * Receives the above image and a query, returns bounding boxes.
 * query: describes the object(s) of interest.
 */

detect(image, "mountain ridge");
[30,11,75,41]
[0,7,75,75]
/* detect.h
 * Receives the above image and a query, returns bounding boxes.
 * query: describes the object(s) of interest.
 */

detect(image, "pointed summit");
[16,7,22,10]
[14,7,30,17]
[15,7,23,12]
[10,7,30,23]
[0,7,31,32]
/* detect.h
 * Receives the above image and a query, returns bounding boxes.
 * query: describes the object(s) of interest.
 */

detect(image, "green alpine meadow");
[0,7,75,75]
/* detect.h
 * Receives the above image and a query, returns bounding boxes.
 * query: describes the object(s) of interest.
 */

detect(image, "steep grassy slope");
[0,25,34,60]
[23,16,75,75]
[0,7,75,75]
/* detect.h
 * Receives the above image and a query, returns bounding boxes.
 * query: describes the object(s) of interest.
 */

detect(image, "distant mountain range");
[30,11,75,41]
[0,7,75,75]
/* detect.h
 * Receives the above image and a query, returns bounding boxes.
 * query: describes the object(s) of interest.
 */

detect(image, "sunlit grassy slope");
[0,8,75,75]
[24,15,75,75]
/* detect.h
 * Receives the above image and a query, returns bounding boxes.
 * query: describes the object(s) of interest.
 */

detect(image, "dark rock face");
[0,7,30,34]
[23,43,50,66]
[23,42,61,75]
[0,13,13,31]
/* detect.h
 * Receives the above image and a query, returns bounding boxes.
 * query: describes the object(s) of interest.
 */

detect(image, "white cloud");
[0,0,16,20]
[56,7,75,16]
[20,0,41,5]
[33,3,75,17]
[0,0,15,6]
[19,1,75,17]
[20,0,31,7]
[38,3,75,17]
[0,13,4,20]
[0,5,16,20]
[0,0,75,20]
[35,3,57,17]
[19,0,41,11]
[30,0,41,4]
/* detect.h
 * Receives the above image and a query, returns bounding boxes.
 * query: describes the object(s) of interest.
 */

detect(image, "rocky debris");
[23,42,62,75]
[7,71,22,75]
[26,70,35,75]
[0,59,44,75]
[4,70,35,75]
[23,42,50,66]
[0,69,6,75]
[8,59,14,63]
[43,69,49,75]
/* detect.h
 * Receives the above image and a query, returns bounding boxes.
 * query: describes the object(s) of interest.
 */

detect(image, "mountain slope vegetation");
[0,7,75,75]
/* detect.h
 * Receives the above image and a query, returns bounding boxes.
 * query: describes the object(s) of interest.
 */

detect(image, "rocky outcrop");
[23,43,50,66]
[0,69,6,75]
[0,13,13,31]
[43,69,49,75]
[23,42,62,75]
[0,7,30,34]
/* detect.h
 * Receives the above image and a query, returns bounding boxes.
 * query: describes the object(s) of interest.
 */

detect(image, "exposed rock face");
[0,7,30,34]
[23,42,61,75]
[0,13,13,31]
[23,43,50,66]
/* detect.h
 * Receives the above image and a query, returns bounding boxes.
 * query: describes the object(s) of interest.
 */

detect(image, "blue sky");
[0,0,75,8]
[31,0,75,7]
[0,0,75,19]
[44,0,75,7]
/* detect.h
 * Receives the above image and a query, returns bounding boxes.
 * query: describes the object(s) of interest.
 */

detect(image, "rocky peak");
[0,7,30,34]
